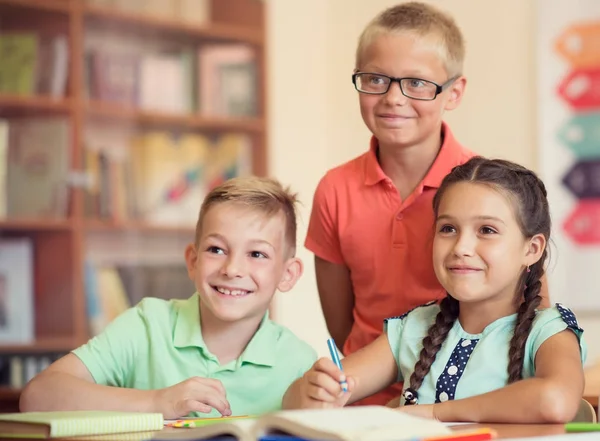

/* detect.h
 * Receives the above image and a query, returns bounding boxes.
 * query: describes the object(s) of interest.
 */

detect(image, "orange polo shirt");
[305,122,476,406]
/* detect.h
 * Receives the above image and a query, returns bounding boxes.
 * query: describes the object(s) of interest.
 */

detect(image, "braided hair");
[403,157,550,405]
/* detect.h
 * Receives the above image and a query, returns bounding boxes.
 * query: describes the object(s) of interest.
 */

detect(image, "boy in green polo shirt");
[20,177,317,419]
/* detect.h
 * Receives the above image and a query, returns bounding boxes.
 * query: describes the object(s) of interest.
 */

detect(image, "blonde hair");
[356,2,465,78]
[195,176,299,256]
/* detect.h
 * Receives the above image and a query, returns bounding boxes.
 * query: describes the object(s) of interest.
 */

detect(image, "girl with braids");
[283,157,586,423]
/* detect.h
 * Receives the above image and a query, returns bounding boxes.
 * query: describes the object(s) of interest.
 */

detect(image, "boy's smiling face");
[356,32,465,150]
[185,202,302,326]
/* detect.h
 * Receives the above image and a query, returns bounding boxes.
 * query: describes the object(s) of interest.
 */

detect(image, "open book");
[154,406,453,441]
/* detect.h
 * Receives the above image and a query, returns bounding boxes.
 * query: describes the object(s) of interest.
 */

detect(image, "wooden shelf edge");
[0,338,76,354]
[84,5,264,45]
[85,220,195,235]
[0,0,70,13]
[0,387,21,400]
[86,102,265,133]
[0,95,73,114]
[0,219,73,231]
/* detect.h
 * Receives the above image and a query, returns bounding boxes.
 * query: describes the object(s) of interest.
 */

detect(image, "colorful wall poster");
[538,0,600,310]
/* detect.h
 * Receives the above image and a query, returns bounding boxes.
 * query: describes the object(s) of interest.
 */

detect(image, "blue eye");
[408,79,426,88]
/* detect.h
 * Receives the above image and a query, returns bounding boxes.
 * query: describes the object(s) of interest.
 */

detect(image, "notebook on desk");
[150,406,454,441]
[0,410,164,439]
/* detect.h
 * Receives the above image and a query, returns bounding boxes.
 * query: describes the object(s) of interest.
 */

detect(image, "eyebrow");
[436,215,506,225]
[205,234,275,251]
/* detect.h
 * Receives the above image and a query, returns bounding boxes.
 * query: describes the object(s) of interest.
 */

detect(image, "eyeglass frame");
[351,72,459,101]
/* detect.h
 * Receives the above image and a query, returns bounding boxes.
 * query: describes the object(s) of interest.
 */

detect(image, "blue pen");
[326,338,348,392]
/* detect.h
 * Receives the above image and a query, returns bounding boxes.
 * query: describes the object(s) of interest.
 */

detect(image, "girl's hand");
[294,357,357,409]
[398,404,437,420]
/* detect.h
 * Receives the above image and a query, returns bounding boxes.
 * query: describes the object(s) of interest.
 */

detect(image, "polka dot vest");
[435,337,479,403]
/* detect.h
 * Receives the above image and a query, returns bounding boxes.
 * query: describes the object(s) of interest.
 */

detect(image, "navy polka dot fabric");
[434,337,479,403]
[384,301,436,323]
[556,303,583,334]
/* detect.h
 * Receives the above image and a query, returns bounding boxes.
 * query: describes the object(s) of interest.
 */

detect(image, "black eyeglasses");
[352,72,458,101]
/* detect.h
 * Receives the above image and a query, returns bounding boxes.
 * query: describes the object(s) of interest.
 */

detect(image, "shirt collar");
[363,122,464,189]
[173,293,277,367]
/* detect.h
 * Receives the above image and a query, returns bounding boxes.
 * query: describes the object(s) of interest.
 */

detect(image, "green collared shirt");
[73,294,317,416]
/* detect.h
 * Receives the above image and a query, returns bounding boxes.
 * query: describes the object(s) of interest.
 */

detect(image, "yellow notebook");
[0,411,164,439]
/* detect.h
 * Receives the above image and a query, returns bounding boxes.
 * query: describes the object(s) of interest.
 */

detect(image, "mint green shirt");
[73,294,317,416]
[385,302,586,405]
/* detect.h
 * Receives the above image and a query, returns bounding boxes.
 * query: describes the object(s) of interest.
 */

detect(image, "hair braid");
[405,296,459,404]
[506,255,544,383]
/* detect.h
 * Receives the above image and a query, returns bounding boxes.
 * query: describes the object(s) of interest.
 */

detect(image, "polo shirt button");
[439,392,449,402]
[461,339,471,347]
[448,365,458,375]
[396,213,403,220]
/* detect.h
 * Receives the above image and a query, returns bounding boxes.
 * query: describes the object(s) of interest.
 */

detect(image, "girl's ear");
[524,233,546,267]
[277,257,304,293]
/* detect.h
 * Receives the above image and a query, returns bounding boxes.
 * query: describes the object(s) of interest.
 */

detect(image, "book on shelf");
[0,238,34,345]
[85,47,195,114]
[153,407,455,441]
[0,32,68,98]
[3,117,70,219]
[198,43,258,117]
[83,95,255,225]
[84,261,195,337]
[0,354,58,389]
[85,0,210,25]
[0,411,163,439]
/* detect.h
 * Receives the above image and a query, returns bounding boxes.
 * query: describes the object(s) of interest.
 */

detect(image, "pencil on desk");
[565,422,600,432]
[420,427,496,441]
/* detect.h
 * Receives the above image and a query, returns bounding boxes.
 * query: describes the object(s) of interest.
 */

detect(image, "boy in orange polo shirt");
[306,2,548,407]
[306,2,472,406]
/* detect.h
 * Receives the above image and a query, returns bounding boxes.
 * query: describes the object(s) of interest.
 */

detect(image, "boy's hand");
[154,377,232,418]
[293,357,356,408]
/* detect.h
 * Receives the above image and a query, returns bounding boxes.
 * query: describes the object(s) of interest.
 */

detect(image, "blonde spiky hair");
[356,2,465,78]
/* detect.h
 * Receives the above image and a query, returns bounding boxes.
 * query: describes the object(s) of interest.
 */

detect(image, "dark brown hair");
[407,157,550,400]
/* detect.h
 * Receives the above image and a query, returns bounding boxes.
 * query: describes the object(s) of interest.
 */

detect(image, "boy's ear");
[524,233,546,267]
[444,76,467,111]
[277,257,304,293]
[184,243,199,278]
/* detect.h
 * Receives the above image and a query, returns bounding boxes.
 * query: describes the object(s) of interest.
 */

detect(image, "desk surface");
[0,424,576,440]
[457,423,567,439]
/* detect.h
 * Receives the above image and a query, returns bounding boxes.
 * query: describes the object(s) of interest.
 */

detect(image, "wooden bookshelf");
[84,219,195,235]
[0,95,73,117]
[86,101,265,133]
[0,0,267,409]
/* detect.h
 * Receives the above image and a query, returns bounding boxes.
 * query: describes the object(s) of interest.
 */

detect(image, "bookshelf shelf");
[0,387,21,400]
[86,102,265,133]
[84,5,264,45]
[0,0,70,13]
[85,219,195,235]
[0,219,73,231]
[0,95,73,117]
[0,338,77,355]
